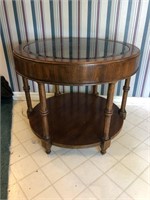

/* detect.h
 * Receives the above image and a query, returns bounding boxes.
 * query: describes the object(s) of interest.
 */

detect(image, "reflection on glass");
[24,38,129,59]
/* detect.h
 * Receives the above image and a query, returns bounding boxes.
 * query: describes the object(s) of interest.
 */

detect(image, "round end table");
[13,38,140,154]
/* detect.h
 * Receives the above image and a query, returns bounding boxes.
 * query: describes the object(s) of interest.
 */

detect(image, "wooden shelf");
[29,93,123,148]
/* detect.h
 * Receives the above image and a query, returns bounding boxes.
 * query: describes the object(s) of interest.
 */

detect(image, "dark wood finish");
[100,83,115,154]
[13,56,139,85]
[29,93,123,147]
[54,85,61,96]
[13,38,140,85]
[13,38,140,154]
[22,77,32,117]
[93,85,99,96]
[38,83,51,153]
[119,78,131,119]
[100,140,111,155]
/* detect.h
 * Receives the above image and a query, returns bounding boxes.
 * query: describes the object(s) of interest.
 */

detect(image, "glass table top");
[24,38,130,60]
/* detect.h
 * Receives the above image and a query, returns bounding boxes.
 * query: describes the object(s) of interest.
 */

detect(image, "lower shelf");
[29,93,124,148]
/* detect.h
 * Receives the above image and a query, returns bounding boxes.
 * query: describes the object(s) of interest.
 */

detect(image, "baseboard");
[13,92,150,106]
[13,92,54,101]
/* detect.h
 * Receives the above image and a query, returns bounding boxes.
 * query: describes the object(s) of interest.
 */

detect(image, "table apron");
[14,56,139,85]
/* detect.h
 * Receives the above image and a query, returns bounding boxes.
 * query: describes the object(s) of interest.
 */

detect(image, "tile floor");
[8,97,150,200]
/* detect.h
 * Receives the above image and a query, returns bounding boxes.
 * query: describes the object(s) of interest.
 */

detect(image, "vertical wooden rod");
[101,82,115,154]
[104,83,115,139]
[54,85,61,96]
[93,85,99,96]
[22,77,32,116]
[119,78,131,119]
[38,82,51,153]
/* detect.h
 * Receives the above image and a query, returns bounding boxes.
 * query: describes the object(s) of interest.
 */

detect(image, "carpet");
[1,99,13,200]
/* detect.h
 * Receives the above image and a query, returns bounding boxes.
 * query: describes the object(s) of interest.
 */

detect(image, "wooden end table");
[13,38,140,154]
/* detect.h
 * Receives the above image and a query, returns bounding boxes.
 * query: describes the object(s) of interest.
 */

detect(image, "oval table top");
[13,38,140,85]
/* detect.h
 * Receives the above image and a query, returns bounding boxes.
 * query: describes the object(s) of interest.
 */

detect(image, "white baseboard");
[13,92,54,101]
[13,92,150,106]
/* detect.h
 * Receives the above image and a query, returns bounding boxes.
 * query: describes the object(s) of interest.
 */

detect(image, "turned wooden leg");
[100,140,111,155]
[119,78,131,119]
[100,82,115,154]
[54,85,61,96]
[22,77,32,117]
[93,85,99,96]
[38,83,51,154]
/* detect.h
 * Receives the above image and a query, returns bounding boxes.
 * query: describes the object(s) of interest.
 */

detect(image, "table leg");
[38,83,51,154]
[119,78,131,119]
[22,77,32,117]
[93,85,99,96]
[54,85,61,96]
[100,82,115,154]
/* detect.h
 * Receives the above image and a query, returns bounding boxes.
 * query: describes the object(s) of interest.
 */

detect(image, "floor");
[8,97,150,200]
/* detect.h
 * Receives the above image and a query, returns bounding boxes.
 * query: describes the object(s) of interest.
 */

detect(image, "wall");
[0,0,150,97]
[0,36,10,83]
